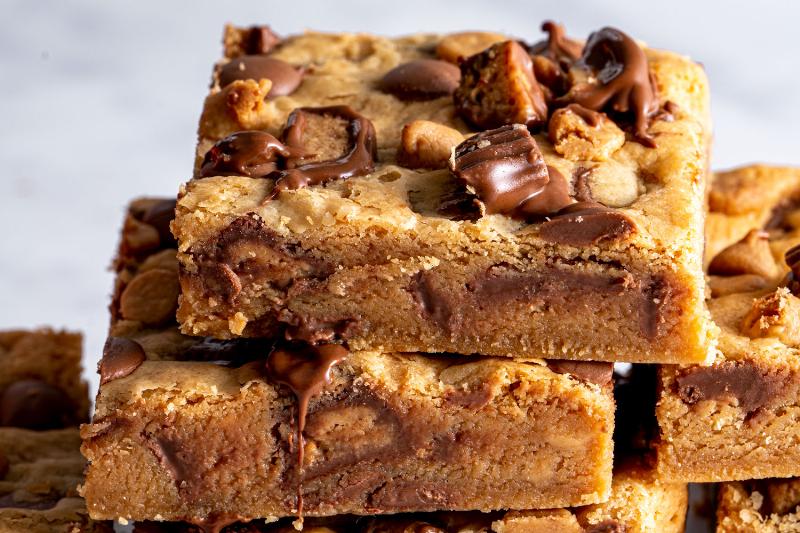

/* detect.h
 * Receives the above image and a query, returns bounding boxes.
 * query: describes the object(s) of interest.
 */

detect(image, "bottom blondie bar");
[717,478,800,532]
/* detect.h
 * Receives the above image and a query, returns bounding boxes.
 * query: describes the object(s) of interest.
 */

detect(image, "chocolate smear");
[448,124,550,218]
[0,380,73,430]
[378,59,461,101]
[538,201,636,246]
[265,342,349,514]
[268,106,378,199]
[676,361,788,415]
[564,27,659,146]
[218,56,304,97]
[99,337,146,385]
[199,131,304,179]
[547,360,613,386]
[517,165,575,218]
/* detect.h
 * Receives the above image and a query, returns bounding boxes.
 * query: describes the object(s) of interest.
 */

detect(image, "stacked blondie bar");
[0,17,794,533]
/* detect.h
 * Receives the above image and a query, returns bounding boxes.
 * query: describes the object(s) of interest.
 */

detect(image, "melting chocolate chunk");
[140,198,177,246]
[378,59,461,101]
[199,131,303,179]
[564,27,659,146]
[243,25,281,55]
[0,451,8,480]
[546,360,614,386]
[453,40,548,129]
[538,201,636,246]
[530,20,583,61]
[0,380,73,430]
[676,361,788,415]
[99,337,146,385]
[518,165,575,217]
[268,106,378,199]
[448,124,550,218]
[218,56,304,97]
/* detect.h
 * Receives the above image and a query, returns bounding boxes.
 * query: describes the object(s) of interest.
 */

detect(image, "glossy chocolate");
[378,59,460,101]
[218,56,303,97]
[199,131,303,179]
[99,337,146,385]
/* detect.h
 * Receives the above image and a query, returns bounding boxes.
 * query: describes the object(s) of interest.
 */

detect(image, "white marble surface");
[0,3,796,529]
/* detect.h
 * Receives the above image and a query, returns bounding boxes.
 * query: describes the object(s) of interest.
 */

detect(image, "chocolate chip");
[244,25,281,55]
[453,40,548,129]
[100,337,146,385]
[268,106,378,198]
[199,131,302,179]
[0,451,8,479]
[546,360,613,386]
[140,199,177,247]
[448,124,549,218]
[538,201,636,246]
[676,361,788,415]
[218,56,304,97]
[119,268,180,325]
[563,27,658,146]
[378,59,460,101]
[0,380,72,430]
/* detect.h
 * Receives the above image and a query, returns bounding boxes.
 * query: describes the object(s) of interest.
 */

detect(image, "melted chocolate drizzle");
[565,27,659,146]
[265,342,349,515]
[535,20,583,61]
[199,131,304,179]
[268,106,378,199]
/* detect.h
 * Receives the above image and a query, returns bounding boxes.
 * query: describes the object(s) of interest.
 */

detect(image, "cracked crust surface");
[175,28,713,364]
[657,164,800,482]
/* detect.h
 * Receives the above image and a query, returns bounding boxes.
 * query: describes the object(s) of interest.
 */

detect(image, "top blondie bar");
[174,22,713,363]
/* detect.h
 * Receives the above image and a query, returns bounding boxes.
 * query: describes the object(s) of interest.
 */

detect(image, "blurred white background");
[3,1,793,530]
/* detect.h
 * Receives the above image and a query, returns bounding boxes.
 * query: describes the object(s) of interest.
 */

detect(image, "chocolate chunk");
[198,131,302,179]
[243,25,281,55]
[708,230,777,280]
[676,361,788,414]
[783,244,800,296]
[140,199,177,247]
[538,201,636,246]
[454,40,548,129]
[0,451,8,480]
[378,59,460,100]
[218,56,303,97]
[516,165,575,217]
[269,106,378,198]
[0,380,72,430]
[563,27,659,146]
[546,360,613,386]
[99,337,146,385]
[448,124,550,218]
[119,268,180,325]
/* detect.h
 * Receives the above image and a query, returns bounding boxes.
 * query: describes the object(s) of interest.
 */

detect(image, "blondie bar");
[0,329,108,533]
[81,199,615,525]
[656,165,800,481]
[173,22,713,364]
[717,478,800,532]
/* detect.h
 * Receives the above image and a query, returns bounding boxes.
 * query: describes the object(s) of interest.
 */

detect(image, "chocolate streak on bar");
[268,106,378,200]
[564,27,659,146]
[265,342,349,516]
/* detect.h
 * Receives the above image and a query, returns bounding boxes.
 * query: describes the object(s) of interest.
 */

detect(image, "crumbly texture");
[81,199,614,523]
[0,428,110,533]
[174,27,714,364]
[656,164,800,482]
[716,479,800,532]
[0,329,89,422]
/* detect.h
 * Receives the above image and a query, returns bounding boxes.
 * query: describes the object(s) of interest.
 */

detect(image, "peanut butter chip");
[708,230,778,280]
[119,268,180,325]
[741,288,800,346]
[548,104,625,162]
[100,337,146,385]
[436,31,507,63]
[397,120,464,169]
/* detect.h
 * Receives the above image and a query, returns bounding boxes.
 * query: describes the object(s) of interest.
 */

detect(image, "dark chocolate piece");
[99,337,146,385]
[676,361,789,415]
[538,201,636,246]
[448,124,549,218]
[269,106,378,199]
[244,25,281,55]
[140,198,177,247]
[218,56,304,97]
[378,59,460,100]
[546,360,614,386]
[0,380,73,430]
[564,27,658,146]
[199,131,303,179]
[454,40,548,129]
